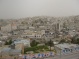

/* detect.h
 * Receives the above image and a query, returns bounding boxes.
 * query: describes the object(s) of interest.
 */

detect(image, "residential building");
[55,43,79,54]
[13,38,30,47]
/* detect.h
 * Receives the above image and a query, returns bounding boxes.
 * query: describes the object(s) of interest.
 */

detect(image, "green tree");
[71,37,76,44]
[45,39,54,51]
[5,39,12,45]
[5,41,9,45]
[8,39,12,45]
[24,45,49,54]
[77,38,79,44]
[59,39,66,44]
[71,38,79,44]
[30,40,39,47]
[46,40,54,46]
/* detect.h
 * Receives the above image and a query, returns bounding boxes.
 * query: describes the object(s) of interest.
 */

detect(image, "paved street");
[44,51,79,59]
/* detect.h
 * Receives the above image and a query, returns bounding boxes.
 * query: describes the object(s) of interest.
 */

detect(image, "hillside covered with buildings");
[0,15,79,59]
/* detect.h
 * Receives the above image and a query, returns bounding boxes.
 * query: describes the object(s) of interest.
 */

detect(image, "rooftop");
[55,43,78,49]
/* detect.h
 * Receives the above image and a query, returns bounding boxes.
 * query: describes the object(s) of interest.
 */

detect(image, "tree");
[5,39,12,45]
[45,39,54,51]
[5,41,8,45]
[71,34,79,44]
[77,38,79,44]
[59,39,66,44]
[8,39,12,45]
[30,40,39,47]
[24,45,49,54]
[71,37,79,44]
[71,37,76,44]
[45,40,54,46]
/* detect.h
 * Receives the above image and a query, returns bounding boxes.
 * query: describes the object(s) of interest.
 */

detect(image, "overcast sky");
[0,0,79,19]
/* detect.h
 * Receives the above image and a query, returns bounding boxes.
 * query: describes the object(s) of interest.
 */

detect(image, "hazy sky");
[0,0,79,19]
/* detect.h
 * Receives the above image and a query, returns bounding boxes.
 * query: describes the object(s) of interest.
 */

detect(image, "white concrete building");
[55,43,79,54]
[13,39,30,47]
[1,23,17,32]
[1,24,11,32]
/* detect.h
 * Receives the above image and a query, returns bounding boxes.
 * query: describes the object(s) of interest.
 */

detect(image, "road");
[44,51,79,59]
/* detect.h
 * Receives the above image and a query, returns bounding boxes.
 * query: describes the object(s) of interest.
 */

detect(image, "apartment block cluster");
[0,16,79,58]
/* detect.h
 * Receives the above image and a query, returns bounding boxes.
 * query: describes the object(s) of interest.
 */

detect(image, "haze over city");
[0,0,79,19]
[1,0,79,59]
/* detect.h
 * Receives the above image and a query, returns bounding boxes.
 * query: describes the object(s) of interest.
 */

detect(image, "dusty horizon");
[0,0,79,19]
